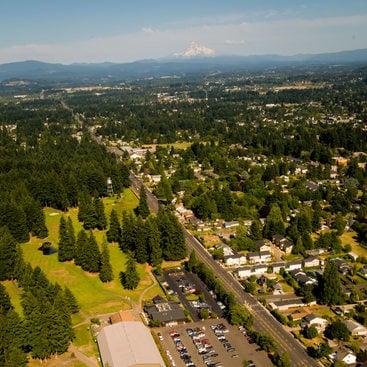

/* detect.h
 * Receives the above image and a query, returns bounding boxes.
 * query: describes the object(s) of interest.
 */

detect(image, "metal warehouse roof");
[97,321,164,367]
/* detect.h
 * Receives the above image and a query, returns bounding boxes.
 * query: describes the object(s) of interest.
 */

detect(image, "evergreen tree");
[292,237,304,255]
[320,262,344,305]
[263,204,286,239]
[94,197,107,230]
[296,207,312,236]
[83,231,101,273]
[57,216,68,262]
[67,217,75,252]
[74,229,89,267]
[135,185,150,218]
[78,192,97,229]
[0,202,29,243]
[332,212,346,236]
[146,217,162,267]
[157,208,187,261]
[120,211,136,252]
[134,216,148,264]
[106,209,121,243]
[0,283,13,314]
[99,238,114,282]
[120,255,140,290]
[0,227,17,280]
[311,201,322,232]
[23,197,48,238]
[187,250,198,272]
[250,219,263,240]
[58,216,74,262]
[0,309,27,367]
[63,287,79,314]
[65,172,79,207]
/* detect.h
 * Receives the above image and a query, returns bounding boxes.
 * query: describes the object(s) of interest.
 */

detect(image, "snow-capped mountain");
[174,42,216,57]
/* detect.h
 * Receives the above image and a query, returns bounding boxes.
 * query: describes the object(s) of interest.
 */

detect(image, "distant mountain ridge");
[1,48,367,83]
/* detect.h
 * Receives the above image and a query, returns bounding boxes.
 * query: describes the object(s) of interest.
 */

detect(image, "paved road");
[130,175,320,367]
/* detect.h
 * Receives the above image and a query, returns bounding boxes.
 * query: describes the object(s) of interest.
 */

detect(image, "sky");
[0,0,367,64]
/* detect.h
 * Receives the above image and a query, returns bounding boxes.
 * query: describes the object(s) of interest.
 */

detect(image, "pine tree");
[120,211,136,252]
[311,201,322,231]
[106,209,121,243]
[263,204,286,239]
[63,287,79,314]
[0,309,27,367]
[296,207,312,236]
[94,197,107,230]
[83,231,101,272]
[332,212,346,236]
[58,216,74,262]
[0,226,17,280]
[0,202,29,243]
[74,229,89,267]
[0,283,13,314]
[146,217,162,267]
[23,197,48,238]
[67,217,75,253]
[120,255,140,290]
[320,262,344,305]
[158,209,187,261]
[187,250,197,272]
[134,216,148,264]
[99,238,114,282]
[135,185,150,218]
[250,219,263,240]
[292,237,304,255]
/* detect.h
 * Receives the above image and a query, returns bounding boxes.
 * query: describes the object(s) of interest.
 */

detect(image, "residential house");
[282,240,294,254]
[255,240,271,252]
[329,258,351,275]
[223,221,240,228]
[359,267,367,278]
[344,320,367,337]
[247,250,272,264]
[290,270,316,286]
[237,264,268,279]
[304,181,318,191]
[285,259,304,271]
[215,243,234,257]
[270,261,287,274]
[329,347,357,365]
[269,298,313,311]
[272,234,293,254]
[223,253,247,267]
[302,256,322,268]
[302,314,328,332]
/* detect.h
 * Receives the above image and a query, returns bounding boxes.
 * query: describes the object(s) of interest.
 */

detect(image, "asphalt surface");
[163,268,224,322]
[157,319,273,367]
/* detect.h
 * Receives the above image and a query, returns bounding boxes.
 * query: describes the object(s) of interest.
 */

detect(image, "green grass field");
[2,188,168,366]
[7,188,166,317]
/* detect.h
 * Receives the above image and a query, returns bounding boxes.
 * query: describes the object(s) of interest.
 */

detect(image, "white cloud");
[0,14,366,64]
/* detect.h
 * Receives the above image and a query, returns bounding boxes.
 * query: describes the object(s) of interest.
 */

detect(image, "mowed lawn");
[19,188,162,317]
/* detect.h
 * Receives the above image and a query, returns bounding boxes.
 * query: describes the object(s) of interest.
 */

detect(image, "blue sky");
[1,0,366,64]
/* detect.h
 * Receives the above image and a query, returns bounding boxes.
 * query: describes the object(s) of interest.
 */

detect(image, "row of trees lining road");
[186,250,253,328]
[0,231,79,365]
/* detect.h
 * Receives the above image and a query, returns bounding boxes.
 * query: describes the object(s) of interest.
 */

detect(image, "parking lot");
[156,318,273,367]
[162,268,224,322]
